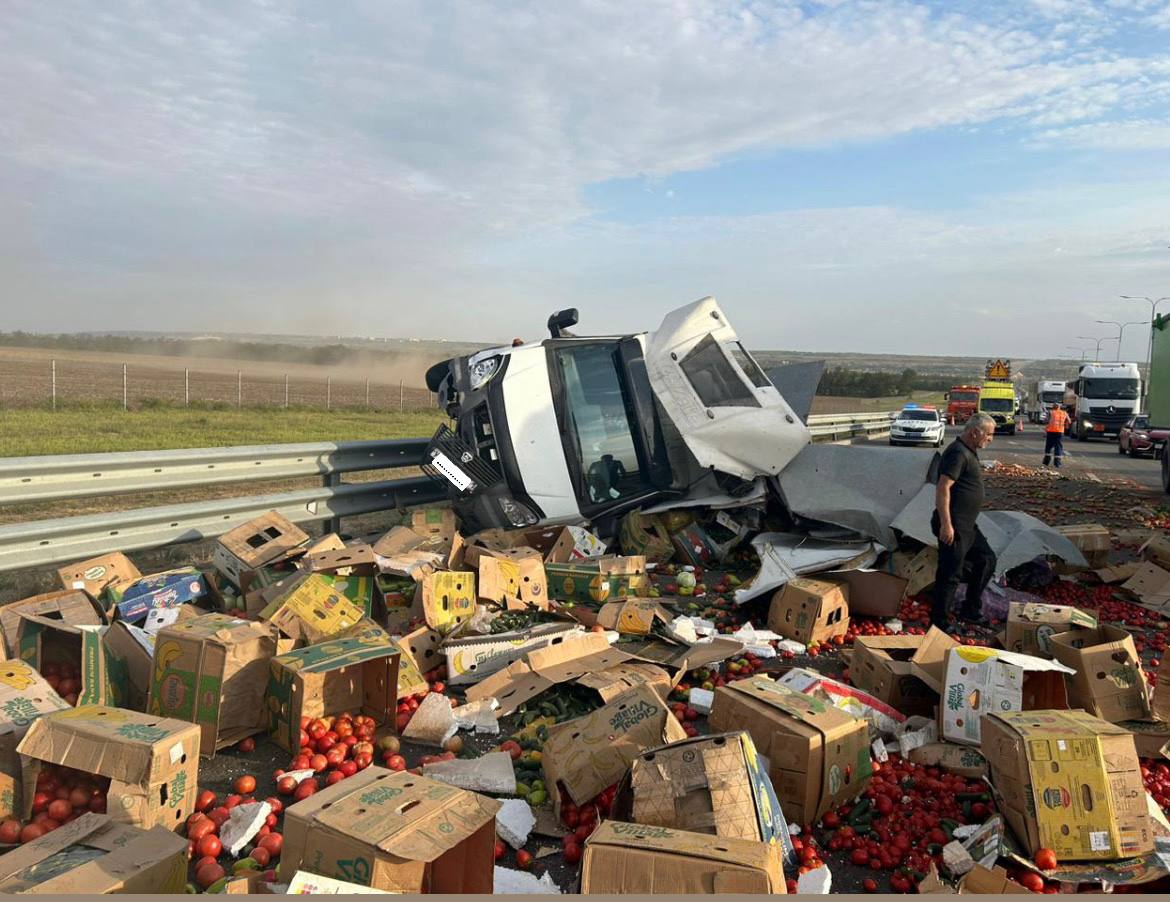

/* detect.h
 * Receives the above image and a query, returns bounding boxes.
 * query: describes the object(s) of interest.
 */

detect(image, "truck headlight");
[468,355,501,390]
[1083,420,1093,429]
[498,496,537,527]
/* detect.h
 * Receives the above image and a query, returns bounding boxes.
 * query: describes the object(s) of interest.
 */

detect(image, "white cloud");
[0,0,1168,349]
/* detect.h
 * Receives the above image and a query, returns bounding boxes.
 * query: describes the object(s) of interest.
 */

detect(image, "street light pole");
[1077,335,1118,361]
[1121,296,1170,410]
[1095,320,1146,362]
[1066,345,1090,363]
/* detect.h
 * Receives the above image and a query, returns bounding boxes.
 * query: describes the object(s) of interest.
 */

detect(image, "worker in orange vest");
[1043,402,1070,468]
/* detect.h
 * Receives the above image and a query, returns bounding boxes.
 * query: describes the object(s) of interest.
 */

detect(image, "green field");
[0,404,447,457]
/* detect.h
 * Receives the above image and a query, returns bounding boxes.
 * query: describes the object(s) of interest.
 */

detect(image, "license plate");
[1094,425,1104,432]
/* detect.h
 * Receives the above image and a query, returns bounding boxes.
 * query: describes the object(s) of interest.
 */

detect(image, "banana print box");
[147,613,280,756]
[0,661,69,820]
[16,705,200,832]
[545,556,648,603]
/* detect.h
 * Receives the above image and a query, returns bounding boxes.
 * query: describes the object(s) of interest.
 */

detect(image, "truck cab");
[424,298,810,532]
[978,381,1017,434]
[1028,380,1067,424]
[1072,362,1141,441]
[943,385,980,425]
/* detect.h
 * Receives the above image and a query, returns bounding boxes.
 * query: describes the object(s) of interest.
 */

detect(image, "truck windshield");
[553,343,649,508]
[980,398,1014,412]
[1082,378,1139,400]
[1040,392,1064,403]
[950,391,977,402]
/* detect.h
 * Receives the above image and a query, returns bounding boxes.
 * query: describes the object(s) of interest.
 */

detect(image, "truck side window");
[680,334,760,409]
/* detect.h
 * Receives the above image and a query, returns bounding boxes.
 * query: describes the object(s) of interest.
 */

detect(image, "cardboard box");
[766,577,850,646]
[595,598,675,636]
[0,661,69,819]
[613,731,790,847]
[542,683,688,813]
[540,525,608,563]
[1004,602,1097,658]
[670,522,722,567]
[908,742,989,779]
[371,526,445,577]
[410,507,457,542]
[893,546,938,596]
[147,613,280,755]
[1095,562,1140,585]
[443,622,582,686]
[267,636,400,751]
[939,646,1072,746]
[417,570,476,633]
[100,622,155,713]
[279,767,499,893]
[708,675,871,825]
[17,705,200,831]
[475,550,547,610]
[827,568,906,618]
[465,633,668,716]
[545,557,649,603]
[776,667,906,736]
[620,636,746,680]
[1154,654,1170,723]
[908,626,961,694]
[618,510,675,562]
[213,511,310,587]
[981,709,1153,860]
[0,590,104,660]
[285,871,390,894]
[0,812,188,893]
[1141,532,1170,570]
[56,552,140,603]
[16,617,116,707]
[851,634,938,718]
[105,567,208,624]
[1121,561,1170,611]
[394,626,441,697]
[260,573,367,644]
[1049,625,1151,722]
[918,863,1035,895]
[580,821,786,894]
[1054,523,1110,569]
[374,572,417,630]
[1120,719,1170,759]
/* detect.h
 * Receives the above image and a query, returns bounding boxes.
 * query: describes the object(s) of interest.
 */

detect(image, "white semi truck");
[423,297,810,533]
[1071,362,1141,441]
[1027,380,1067,424]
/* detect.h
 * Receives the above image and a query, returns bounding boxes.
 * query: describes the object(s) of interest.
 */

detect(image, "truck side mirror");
[548,308,579,338]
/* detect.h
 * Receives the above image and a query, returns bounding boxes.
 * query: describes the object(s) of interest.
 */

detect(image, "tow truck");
[424,298,810,532]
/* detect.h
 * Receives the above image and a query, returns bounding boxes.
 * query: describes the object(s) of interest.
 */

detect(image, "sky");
[2,0,1169,360]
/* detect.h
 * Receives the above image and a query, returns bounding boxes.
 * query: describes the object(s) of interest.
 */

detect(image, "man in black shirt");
[931,413,997,628]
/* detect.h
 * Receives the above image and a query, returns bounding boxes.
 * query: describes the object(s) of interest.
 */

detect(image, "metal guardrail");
[806,411,896,442]
[0,412,889,573]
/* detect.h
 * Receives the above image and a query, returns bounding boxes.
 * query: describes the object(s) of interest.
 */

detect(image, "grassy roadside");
[0,405,447,457]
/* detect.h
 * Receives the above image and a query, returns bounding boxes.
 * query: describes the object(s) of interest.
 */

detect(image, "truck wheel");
[1162,451,1170,494]
[1076,427,1086,441]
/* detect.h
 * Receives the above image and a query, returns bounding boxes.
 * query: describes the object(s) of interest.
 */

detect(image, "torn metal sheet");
[776,443,937,548]
[766,360,826,425]
[733,532,881,604]
[889,483,939,546]
[640,474,769,514]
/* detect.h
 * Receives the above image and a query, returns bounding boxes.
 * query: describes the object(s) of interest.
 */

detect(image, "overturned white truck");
[424,297,810,533]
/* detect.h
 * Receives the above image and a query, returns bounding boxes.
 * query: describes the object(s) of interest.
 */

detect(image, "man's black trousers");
[931,519,997,626]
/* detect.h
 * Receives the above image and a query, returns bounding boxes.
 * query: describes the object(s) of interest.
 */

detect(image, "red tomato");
[1018,872,1046,893]
[47,799,71,822]
[237,737,256,753]
[516,850,533,870]
[19,824,44,844]
[563,842,582,865]
[0,820,21,844]
[196,834,223,859]
[258,832,283,858]
[1034,848,1058,871]
[195,789,216,812]
[234,775,257,795]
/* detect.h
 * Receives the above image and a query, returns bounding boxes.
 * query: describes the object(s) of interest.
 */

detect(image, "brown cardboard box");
[917,863,1035,894]
[893,546,939,596]
[908,742,989,779]
[612,731,788,844]
[410,507,458,542]
[371,525,445,576]
[1142,533,1170,570]
[15,615,115,707]
[1154,654,1170,722]
[826,569,907,618]
[17,705,200,831]
[0,812,188,893]
[300,543,378,576]
[1095,561,1140,584]
[147,613,280,755]
[279,767,499,893]
[475,549,547,610]
[708,675,871,825]
[766,578,849,646]
[213,511,310,587]
[465,632,656,716]
[56,552,140,603]
[580,821,786,894]
[908,626,961,694]
[542,683,687,813]
[443,622,582,687]
[266,635,400,751]
[1054,523,1110,569]
[620,636,746,680]
[1004,602,1097,658]
[102,621,156,712]
[596,598,675,635]
[1050,625,1151,722]
[618,511,676,562]
[0,661,69,819]
[0,590,104,659]
[1120,719,1170,759]
[1121,561,1170,611]
[417,570,476,634]
[981,709,1153,860]
[259,573,366,644]
[851,634,938,718]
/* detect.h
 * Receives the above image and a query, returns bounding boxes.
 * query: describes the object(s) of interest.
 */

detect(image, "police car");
[889,404,946,447]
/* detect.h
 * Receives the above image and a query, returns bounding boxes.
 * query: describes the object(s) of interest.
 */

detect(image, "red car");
[1118,416,1169,457]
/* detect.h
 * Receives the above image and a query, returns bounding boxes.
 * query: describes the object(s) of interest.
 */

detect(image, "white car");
[889,405,945,447]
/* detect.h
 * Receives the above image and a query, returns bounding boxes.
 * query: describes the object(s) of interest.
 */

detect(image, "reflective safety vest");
[1046,408,1069,433]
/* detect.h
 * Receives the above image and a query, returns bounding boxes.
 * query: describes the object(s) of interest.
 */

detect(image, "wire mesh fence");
[0,356,437,411]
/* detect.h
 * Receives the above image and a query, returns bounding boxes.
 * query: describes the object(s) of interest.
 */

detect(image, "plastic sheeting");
[733,531,880,604]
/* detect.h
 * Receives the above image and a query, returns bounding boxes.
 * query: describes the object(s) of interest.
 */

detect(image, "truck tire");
[1076,426,1086,441]
[1162,451,1170,494]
